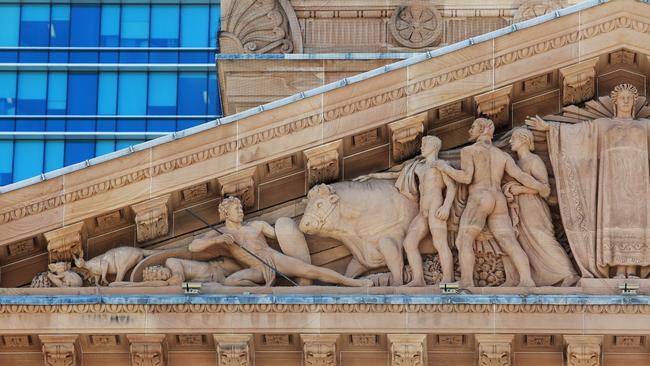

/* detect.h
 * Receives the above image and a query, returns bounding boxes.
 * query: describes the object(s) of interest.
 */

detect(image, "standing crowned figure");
[527,83,650,279]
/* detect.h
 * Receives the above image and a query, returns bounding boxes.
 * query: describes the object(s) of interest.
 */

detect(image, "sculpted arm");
[505,156,550,198]
[441,172,457,211]
[251,221,277,239]
[188,231,234,252]
[437,148,473,184]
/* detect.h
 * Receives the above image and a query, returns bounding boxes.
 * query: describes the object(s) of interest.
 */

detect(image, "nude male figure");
[357,136,456,286]
[188,197,373,287]
[434,118,550,287]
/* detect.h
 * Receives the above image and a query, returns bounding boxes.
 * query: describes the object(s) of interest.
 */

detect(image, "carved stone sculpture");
[389,3,443,48]
[527,83,650,279]
[44,222,85,263]
[111,258,242,287]
[388,334,427,366]
[355,135,456,286]
[504,127,579,286]
[513,0,562,22]
[40,335,79,366]
[301,334,338,366]
[127,334,166,366]
[300,181,420,285]
[214,334,254,366]
[564,335,602,366]
[46,262,83,288]
[131,195,170,243]
[476,334,514,366]
[188,197,373,287]
[304,140,341,187]
[434,118,549,287]
[74,247,159,285]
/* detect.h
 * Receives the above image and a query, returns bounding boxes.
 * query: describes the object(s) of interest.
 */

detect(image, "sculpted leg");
[402,215,429,287]
[276,255,373,287]
[224,269,265,287]
[100,260,110,285]
[456,198,486,288]
[429,219,454,283]
[488,213,535,287]
[378,237,404,286]
[345,258,368,278]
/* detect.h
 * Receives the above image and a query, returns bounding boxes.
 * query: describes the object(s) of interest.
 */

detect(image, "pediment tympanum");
[4,0,650,293]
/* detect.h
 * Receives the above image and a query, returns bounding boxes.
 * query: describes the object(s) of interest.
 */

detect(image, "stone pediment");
[3,0,650,287]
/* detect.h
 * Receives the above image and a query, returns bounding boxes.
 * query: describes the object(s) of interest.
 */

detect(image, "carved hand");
[432,160,450,172]
[524,115,550,131]
[538,184,551,199]
[435,206,450,221]
[352,174,372,182]
[221,233,236,245]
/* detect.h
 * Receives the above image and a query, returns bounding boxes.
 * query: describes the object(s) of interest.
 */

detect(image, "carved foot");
[354,278,375,287]
[459,279,474,288]
[402,279,427,287]
[517,279,536,287]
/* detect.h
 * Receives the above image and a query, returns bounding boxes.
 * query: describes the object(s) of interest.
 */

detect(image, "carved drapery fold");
[476,334,514,366]
[560,58,599,106]
[44,222,85,263]
[219,0,303,54]
[304,140,342,187]
[301,334,339,366]
[564,335,602,366]
[218,166,257,211]
[214,334,254,366]
[39,335,79,366]
[388,113,426,163]
[388,334,427,366]
[131,195,171,243]
[127,334,166,366]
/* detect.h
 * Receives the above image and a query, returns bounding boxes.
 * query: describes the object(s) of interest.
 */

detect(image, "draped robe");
[547,118,650,277]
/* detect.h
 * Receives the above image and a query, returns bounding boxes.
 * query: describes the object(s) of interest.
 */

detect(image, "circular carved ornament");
[389,4,443,49]
[513,0,562,23]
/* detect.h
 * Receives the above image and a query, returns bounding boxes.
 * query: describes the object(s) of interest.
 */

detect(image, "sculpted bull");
[299,180,419,285]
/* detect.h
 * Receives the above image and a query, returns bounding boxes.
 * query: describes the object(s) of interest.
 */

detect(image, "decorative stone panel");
[560,58,599,106]
[214,334,254,366]
[218,166,257,211]
[43,222,85,263]
[564,335,602,366]
[127,334,166,366]
[388,113,426,163]
[301,334,339,366]
[475,85,513,128]
[389,3,443,48]
[131,195,171,243]
[39,335,79,366]
[303,140,342,187]
[388,334,427,366]
[513,0,562,22]
[476,334,514,366]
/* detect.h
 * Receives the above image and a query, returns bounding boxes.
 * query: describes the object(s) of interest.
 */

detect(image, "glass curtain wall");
[0,2,222,185]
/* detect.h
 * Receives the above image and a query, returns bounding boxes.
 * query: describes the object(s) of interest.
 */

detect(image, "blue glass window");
[0,5,20,46]
[65,140,95,165]
[50,5,70,47]
[180,5,209,47]
[178,72,207,115]
[210,5,221,49]
[17,72,47,117]
[120,5,150,47]
[96,140,115,156]
[151,5,179,47]
[70,5,100,47]
[44,140,64,172]
[208,72,220,116]
[100,5,120,47]
[13,140,44,181]
[148,72,177,115]
[47,72,67,116]
[118,72,146,131]
[0,141,14,185]
[98,73,118,115]
[20,4,50,46]
[0,72,17,116]
[67,73,98,117]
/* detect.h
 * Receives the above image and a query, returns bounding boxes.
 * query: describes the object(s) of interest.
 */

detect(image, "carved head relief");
[48,262,71,275]
[218,197,245,224]
[509,127,535,153]
[420,135,442,158]
[300,184,340,234]
[469,118,495,141]
[611,83,639,119]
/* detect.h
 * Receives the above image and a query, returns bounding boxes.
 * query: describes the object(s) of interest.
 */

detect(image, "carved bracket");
[560,58,599,106]
[388,112,426,164]
[218,166,257,211]
[564,335,602,366]
[214,334,254,366]
[475,85,513,128]
[44,222,85,263]
[127,334,166,366]
[301,334,339,366]
[131,195,171,243]
[476,334,514,366]
[303,140,342,188]
[387,334,427,366]
[39,335,79,366]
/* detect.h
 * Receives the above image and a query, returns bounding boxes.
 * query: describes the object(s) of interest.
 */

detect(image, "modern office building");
[0,1,222,185]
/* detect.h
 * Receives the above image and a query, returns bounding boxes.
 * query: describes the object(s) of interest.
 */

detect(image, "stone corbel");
[218,166,257,211]
[131,194,171,243]
[127,334,166,366]
[39,335,80,366]
[560,58,599,106]
[303,140,342,188]
[43,222,85,263]
[564,335,602,366]
[475,334,514,366]
[387,334,427,366]
[474,85,513,128]
[388,112,426,164]
[214,334,254,366]
[301,334,339,366]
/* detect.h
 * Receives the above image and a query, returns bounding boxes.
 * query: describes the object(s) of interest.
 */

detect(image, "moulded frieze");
[388,113,426,163]
[560,58,599,106]
[131,195,171,243]
[43,222,85,263]
[564,335,602,366]
[39,335,79,366]
[303,140,342,187]
[214,334,254,366]
[127,334,166,366]
[301,334,339,366]
[388,334,427,366]
[475,334,513,366]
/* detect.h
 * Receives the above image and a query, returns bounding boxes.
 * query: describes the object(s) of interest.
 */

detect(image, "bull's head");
[299,184,340,234]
